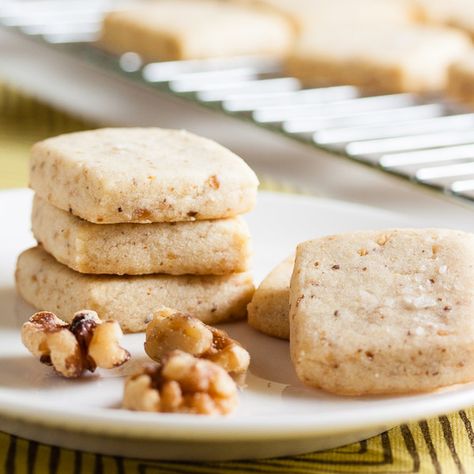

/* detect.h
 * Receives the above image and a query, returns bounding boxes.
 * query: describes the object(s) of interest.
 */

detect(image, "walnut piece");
[21,310,130,378]
[123,350,238,415]
[144,307,250,375]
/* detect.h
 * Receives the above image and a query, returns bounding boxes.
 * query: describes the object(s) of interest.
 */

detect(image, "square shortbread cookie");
[247,255,293,340]
[99,0,293,62]
[249,0,418,31]
[286,24,471,93]
[32,195,251,275]
[16,247,255,333]
[448,52,474,106]
[417,0,474,39]
[30,128,259,224]
[290,229,474,395]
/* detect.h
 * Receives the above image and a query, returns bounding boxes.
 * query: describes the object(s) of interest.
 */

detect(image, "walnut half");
[144,307,250,375]
[21,310,130,378]
[123,350,238,415]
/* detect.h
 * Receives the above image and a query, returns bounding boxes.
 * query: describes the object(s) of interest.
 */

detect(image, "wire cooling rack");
[3,0,474,204]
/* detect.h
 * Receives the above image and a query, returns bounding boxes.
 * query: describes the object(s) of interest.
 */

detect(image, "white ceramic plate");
[1,188,474,461]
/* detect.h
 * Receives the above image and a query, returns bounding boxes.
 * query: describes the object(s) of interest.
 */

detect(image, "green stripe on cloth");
[2,414,474,473]
[0,83,92,189]
[1,83,474,473]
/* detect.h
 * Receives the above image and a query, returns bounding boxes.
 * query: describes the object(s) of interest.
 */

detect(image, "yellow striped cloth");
[1,84,474,474]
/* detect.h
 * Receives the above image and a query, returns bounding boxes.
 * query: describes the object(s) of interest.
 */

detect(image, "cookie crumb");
[208,175,220,189]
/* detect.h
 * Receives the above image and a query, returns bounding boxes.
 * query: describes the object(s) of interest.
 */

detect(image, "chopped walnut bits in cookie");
[21,310,130,378]
[144,307,250,375]
[123,350,238,415]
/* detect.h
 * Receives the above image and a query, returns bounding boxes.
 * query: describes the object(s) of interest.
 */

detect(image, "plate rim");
[1,187,473,442]
[0,383,473,441]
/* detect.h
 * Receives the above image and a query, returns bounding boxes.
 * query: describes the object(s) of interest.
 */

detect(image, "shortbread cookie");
[286,25,471,93]
[30,128,259,224]
[32,195,251,275]
[417,0,474,39]
[249,0,418,31]
[416,0,451,23]
[448,53,474,107]
[16,247,254,333]
[247,255,293,339]
[290,229,474,396]
[99,0,293,62]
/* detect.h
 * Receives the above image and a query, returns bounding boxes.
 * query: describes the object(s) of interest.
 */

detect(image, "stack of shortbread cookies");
[16,128,258,332]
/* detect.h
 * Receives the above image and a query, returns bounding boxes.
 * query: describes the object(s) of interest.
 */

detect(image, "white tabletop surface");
[1,28,473,230]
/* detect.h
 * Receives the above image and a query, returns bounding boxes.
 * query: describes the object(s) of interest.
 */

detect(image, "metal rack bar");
[2,0,474,205]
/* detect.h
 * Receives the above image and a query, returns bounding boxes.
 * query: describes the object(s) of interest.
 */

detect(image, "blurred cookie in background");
[99,0,294,62]
[447,51,474,107]
[417,0,474,40]
[286,24,471,93]
[245,0,420,31]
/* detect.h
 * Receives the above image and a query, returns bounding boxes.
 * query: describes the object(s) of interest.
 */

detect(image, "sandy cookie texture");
[32,195,251,275]
[30,128,259,224]
[99,0,293,62]
[290,229,474,396]
[247,255,293,339]
[16,247,255,333]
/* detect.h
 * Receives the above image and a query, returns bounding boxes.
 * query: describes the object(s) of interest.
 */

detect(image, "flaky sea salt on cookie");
[99,0,293,62]
[247,255,293,340]
[286,24,471,93]
[30,128,259,224]
[16,247,254,333]
[32,195,251,275]
[290,229,474,396]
